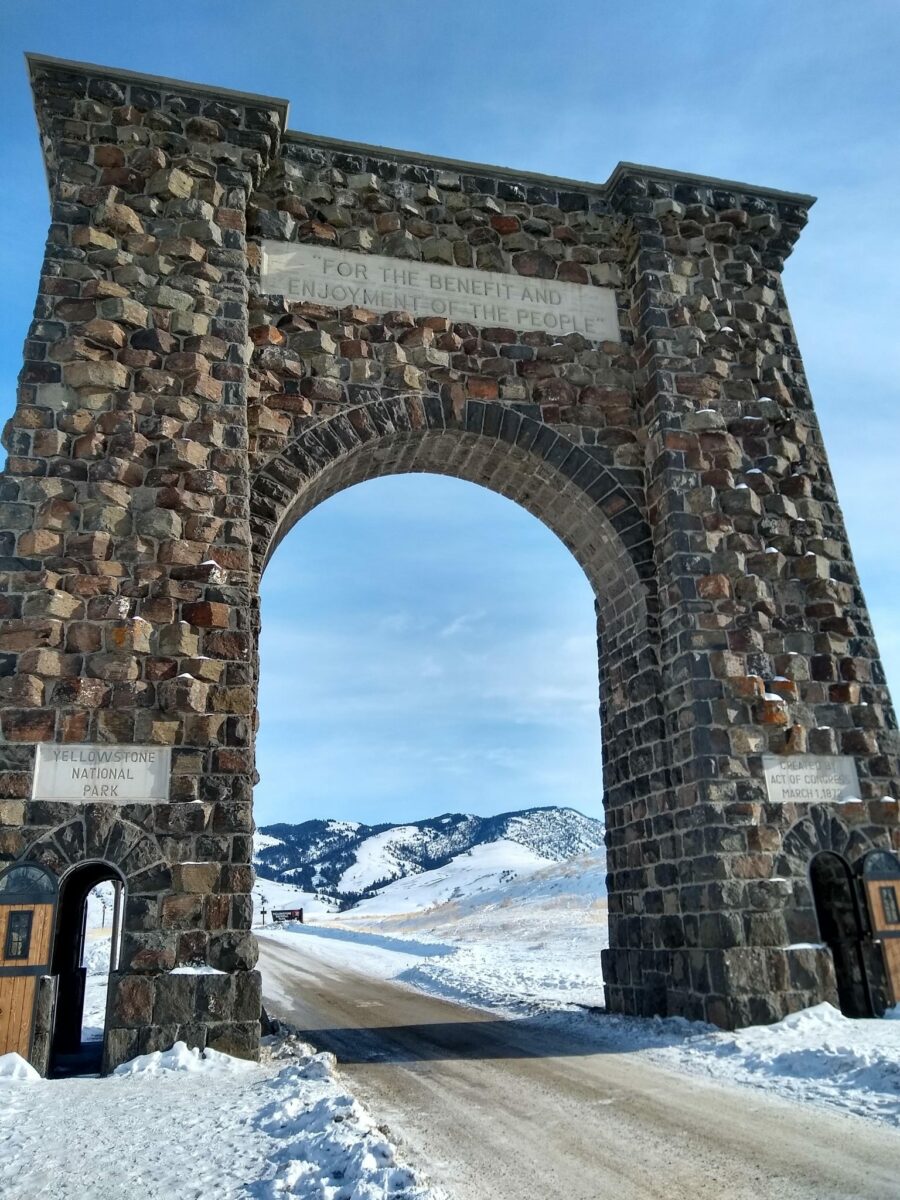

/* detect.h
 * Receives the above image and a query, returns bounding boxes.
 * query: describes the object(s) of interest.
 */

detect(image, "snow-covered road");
[260,933,900,1200]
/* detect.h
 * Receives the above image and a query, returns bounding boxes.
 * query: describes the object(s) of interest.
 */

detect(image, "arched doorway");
[809,851,873,1018]
[249,396,665,1018]
[50,861,125,1077]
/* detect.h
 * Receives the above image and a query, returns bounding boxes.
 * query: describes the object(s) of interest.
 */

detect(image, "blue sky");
[1,3,897,827]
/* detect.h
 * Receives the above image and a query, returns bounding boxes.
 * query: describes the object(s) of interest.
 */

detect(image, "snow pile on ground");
[113,1040,255,1077]
[0,1034,444,1199]
[645,1001,900,1125]
[81,932,112,1042]
[256,1037,442,1198]
[0,1052,40,1082]
[84,932,111,976]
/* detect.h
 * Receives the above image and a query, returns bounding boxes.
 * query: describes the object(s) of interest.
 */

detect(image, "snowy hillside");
[253,806,605,910]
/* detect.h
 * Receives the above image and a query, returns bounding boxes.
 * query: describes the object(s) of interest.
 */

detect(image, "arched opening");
[249,396,664,1017]
[50,861,125,1078]
[809,851,873,1018]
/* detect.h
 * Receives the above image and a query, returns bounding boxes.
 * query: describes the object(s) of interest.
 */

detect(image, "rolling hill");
[253,806,605,912]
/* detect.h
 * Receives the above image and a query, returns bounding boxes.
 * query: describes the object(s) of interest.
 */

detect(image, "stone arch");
[21,809,168,897]
[248,392,663,801]
[249,390,672,1016]
[779,804,887,879]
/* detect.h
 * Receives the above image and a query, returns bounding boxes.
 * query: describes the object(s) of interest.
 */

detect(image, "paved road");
[259,935,900,1200]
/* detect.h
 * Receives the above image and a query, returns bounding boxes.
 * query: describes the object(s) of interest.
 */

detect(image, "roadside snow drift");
[0,1035,443,1199]
[646,1002,900,1126]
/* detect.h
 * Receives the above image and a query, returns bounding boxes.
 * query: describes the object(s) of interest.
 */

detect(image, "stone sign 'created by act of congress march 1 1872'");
[762,754,861,805]
[260,241,621,339]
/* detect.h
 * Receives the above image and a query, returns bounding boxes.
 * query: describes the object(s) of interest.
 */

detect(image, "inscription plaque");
[261,241,621,339]
[32,743,171,803]
[762,754,860,804]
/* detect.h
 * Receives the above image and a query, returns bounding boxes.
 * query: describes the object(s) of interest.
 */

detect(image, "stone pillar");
[604,167,900,1025]
[0,56,288,1067]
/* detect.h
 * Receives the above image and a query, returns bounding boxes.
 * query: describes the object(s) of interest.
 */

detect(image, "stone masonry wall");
[0,56,897,1071]
[0,57,287,1065]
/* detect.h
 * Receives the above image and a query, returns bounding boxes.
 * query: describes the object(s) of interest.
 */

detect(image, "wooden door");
[0,902,55,1058]
[863,877,900,1006]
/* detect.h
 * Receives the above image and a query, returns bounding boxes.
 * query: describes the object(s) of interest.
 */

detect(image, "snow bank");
[113,1041,256,1077]
[0,1052,40,1082]
[255,1039,443,1197]
[169,963,225,975]
[83,933,111,976]
[647,1001,900,1125]
[1,1033,443,1198]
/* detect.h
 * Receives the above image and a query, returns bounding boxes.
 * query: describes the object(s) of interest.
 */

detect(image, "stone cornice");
[25,53,291,127]
[25,53,817,214]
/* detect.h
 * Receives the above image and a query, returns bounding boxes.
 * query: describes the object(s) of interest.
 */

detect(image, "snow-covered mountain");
[253,806,605,911]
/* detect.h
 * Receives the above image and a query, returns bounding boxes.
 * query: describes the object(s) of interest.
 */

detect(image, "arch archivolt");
[249,392,654,653]
[22,810,167,894]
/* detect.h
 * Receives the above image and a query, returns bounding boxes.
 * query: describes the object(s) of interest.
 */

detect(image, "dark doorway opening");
[809,851,874,1018]
[49,861,124,1078]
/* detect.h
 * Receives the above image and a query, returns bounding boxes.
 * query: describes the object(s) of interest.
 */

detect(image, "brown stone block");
[204,630,250,661]
[768,678,799,701]
[249,324,284,346]
[161,893,204,929]
[182,603,230,637]
[50,677,109,708]
[0,798,25,826]
[697,574,732,600]
[0,828,26,856]
[159,237,205,261]
[0,618,62,652]
[467,376,498,400]
[22,589,81,621]
[213,748,252,774]
[106,619,153,654]
[17,529,62,556]
[157,623,200,656]
[144,658,177,683]
[2,709,56,742]
[203,894,230,930]
[757,697,789,725]
[266,393,313,415]
[126,936,177,974]
[158,540,207,567]
[0,675,44,706]
[111,969,154,1027]
[140,596,177,624]
[87,652,140,682]
[173,862,220,894]
[63,359,129,392]
[176,931,209,967]
[94,711,135,742]
[157,675,209,714]
[210,685,252,714]
[93,200,143,236]
[72,225,118,251]
[869,799,899,825]
[147,167,194,201]
[58,711,90,742]
[728,675,765,699]
[841,729,878,755]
